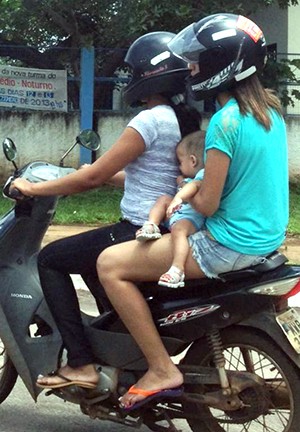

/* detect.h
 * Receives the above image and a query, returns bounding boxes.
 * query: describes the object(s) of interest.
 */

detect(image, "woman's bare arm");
[106,171,126,187]
[190,149,230,217]
[166,180,202,218]
[11,127,144,196]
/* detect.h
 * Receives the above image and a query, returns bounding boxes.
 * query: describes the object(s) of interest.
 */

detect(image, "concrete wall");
[0,111,299,184]
[287,5,300,54]
[251,4,288,53]
[286,117,300,183]
[251,2,300,54]
[0,111,132,184]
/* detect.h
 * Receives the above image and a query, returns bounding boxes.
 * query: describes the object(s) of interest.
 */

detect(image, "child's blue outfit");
[168,168,205,231]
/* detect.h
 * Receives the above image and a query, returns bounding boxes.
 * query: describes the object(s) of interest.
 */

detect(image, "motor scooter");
[1,131,300,432]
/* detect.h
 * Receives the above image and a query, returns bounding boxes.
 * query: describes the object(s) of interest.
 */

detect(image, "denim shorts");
[188,230,267,279]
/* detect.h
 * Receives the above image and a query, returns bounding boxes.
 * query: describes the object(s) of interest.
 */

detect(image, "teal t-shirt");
[205,98,288,255]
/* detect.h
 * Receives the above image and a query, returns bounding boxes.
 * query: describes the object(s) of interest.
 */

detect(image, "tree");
[0,0,298,108]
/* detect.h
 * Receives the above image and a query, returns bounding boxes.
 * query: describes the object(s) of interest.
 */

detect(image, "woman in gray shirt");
[12,31,201,389]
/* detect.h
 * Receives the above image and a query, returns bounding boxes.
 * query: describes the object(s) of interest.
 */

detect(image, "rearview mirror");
[76,129,101,151]
[59,129,101,166]
[2,138,17,162]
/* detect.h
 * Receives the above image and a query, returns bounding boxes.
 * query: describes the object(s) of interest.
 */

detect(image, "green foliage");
[0,0,298,107]
[262,57,300,107]
[0,0,297,67]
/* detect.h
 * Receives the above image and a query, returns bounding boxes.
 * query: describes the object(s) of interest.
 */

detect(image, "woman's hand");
[176,175,185,188]
[10,178,34,197]
[78,163,90,170]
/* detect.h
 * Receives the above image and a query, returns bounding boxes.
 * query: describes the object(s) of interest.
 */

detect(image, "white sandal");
[136,222,162,242]
[158,266,185,288]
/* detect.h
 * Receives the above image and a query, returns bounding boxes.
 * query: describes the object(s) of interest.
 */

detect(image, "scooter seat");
[219,251,288,282]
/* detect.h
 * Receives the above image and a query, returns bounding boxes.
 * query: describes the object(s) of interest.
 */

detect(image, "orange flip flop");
[121,384,184,412]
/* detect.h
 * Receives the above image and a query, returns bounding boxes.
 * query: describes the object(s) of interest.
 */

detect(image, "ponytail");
[172,102,202,137]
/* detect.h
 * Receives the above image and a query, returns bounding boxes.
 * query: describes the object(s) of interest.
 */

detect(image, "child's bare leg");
[136,195,172,242]
[158,219,196,288]
[170,219,196,271]
[148,195,172,225]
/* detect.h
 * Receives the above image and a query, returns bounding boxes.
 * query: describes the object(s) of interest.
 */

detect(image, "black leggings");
[38,220,139,368]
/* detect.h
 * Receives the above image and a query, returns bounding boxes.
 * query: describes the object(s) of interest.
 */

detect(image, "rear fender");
[238,308,300,368]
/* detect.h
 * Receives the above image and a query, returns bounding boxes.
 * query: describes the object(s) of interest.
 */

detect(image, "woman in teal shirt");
[98,14,288,409]
[99,14,288,409]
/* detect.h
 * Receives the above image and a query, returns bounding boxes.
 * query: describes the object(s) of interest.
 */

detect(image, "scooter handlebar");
[2,177,27,200]
[2,163,76,200]
[8,187,25,200]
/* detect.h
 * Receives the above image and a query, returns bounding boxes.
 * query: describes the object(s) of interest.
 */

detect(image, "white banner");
[0,65,68,112]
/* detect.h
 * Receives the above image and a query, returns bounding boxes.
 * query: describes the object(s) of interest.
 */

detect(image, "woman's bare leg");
[97,234,204,407]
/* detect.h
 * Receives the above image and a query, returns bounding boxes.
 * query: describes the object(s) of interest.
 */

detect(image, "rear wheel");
[182,327,300,432]
[0,338,18,403]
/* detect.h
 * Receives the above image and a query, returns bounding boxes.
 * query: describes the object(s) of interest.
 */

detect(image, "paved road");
[0,378,149,432]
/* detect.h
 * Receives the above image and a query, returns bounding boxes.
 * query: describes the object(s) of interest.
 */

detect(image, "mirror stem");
[59,141,78,166]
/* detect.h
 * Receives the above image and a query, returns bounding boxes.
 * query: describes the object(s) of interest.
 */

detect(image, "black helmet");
[123,31,189,106]
[168,14,267,100]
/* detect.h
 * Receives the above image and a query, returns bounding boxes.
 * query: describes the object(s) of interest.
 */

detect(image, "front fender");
[238,307,300,369]
[0,298,62,401]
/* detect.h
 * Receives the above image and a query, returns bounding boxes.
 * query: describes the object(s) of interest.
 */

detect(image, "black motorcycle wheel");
[182,327,300,432]
[0,338,18,403]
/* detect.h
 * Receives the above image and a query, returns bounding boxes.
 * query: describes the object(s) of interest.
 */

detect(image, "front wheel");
[182,327,300,432]
[0,338,18,403]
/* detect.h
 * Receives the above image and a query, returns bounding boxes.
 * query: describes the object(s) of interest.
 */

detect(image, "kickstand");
[144,407,182,432]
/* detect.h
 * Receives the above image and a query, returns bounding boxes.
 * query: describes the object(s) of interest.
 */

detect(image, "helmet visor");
[168,23,205,64]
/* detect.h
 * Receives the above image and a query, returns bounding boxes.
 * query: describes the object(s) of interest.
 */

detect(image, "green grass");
[53,186,123,225]
[289,183,300,235]
[0,184,299,235]
[0,185,123,225]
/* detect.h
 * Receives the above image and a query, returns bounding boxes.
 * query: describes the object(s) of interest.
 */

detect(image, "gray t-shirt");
[121,104,181,225]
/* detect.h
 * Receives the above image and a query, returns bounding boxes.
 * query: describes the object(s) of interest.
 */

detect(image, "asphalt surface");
[0,378,149,432]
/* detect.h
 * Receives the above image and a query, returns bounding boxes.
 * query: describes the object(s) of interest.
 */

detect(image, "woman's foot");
[119,365,183,409]
[36,364,99,389]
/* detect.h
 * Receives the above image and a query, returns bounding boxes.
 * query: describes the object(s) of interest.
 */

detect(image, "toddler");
[136,130,206,288]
